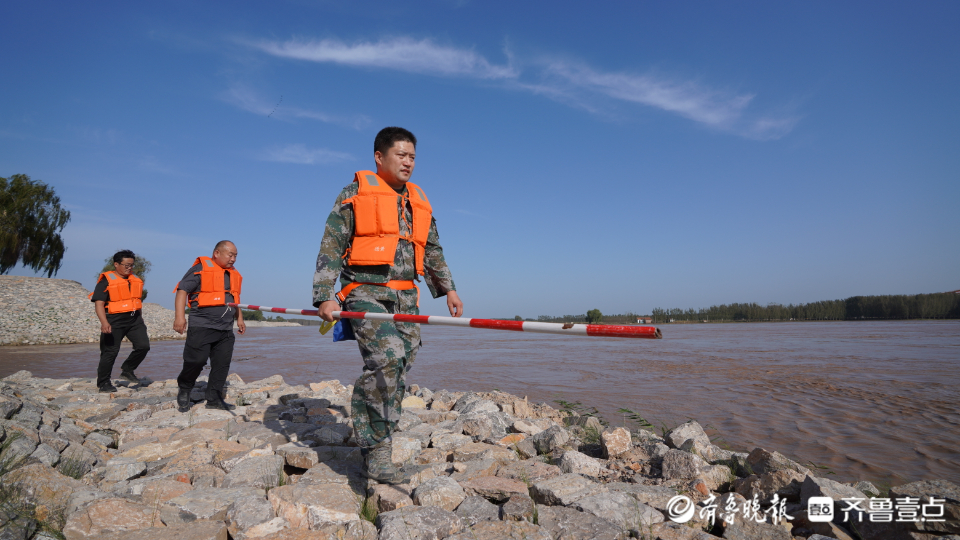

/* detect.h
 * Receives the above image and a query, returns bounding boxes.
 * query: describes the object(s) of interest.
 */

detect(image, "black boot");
[205,396,235,411]
[177,388,192,411]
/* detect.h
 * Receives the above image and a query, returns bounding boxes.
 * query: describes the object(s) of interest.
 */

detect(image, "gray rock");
[530,425,571,455]
[0,433,38,462]
[572,491,664,532]
[397,409,424,431]
[28,443,61,467]
[413,476,467,511]
[221,455,284,490]
[746,447,811,477]
[512,438,538,459]
[430,431,472,451]
[666,420,712,454]
[38,426,70,452]
[661,448,709,480]
[501,493,536,521]
[873,479,960,538]
[447,520,552,540]
[66,490,113,516]
[275,442,324,468]
[102,457,146,482]
[558,450,603,478]
[458,475,529,502]
[453,394,499,416]
[447,458,500,483]
[160,487,263,523]
[649,521,727,539]
[605,482,680,511]
[2,370,32,382]
[601,427,632,459]
[11,407,42,430]
[852,480,881,497]
[302,425,348,446]
[720,517,792,540]
[733,469,805,503]
[391,436,422,466]
[91,520,229,540]
[535,505,628,540]
[298,460,366,495]
[401,422,436,448]
[455,496,500,526]
[377,505,464,540]
[268,483,361,528]
[800,475,867,506]
[457,411,511,442]
[429,390,460,412]
[0,395,22,419]
[56,423,88,445]
[531,473,602,506]
[225,495,275,538]
[233,424,289,449]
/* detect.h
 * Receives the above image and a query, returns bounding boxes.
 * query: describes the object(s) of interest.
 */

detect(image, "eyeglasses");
[119,263,135,269]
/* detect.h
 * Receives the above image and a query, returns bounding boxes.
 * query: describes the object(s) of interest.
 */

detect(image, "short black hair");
[113,250,135,263]
[374,127,417,155]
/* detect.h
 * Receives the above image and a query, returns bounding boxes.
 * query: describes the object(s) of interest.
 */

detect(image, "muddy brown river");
[1,320,957,486]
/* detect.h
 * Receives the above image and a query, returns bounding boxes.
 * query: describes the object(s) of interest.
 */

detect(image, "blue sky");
[2,1,958,318]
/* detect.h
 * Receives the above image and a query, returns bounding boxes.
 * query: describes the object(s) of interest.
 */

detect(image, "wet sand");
[1,320,957,486]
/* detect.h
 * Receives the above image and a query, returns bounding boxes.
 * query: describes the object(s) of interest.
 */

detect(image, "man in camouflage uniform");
[314,126,463,483]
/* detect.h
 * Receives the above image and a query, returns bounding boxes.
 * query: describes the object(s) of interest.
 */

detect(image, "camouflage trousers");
[344,287,420,448]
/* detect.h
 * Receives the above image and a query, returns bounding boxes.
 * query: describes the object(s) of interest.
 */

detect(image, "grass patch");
[55,451,89,480]
[359,495,378,523]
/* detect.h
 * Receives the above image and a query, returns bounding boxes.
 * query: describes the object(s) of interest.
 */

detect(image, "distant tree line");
[651,292,960,323]
[532,311,642,324]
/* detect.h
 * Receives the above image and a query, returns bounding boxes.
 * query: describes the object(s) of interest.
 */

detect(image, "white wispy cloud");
[246,35,796,139]
[248,37,518,79]
[527,61,798,139]
[260,144,354,165]
[222,85,371,130]
[539,62,750,126]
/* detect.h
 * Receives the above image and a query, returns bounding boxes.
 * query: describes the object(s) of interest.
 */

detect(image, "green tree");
[514,315,522,321]
[242,309,265,321]
[0,174,71,277]
[586,308,603,324]
[98,253,152,300]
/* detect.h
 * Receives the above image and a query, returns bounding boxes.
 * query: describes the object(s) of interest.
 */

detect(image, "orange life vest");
[90,271,143,314]
[172,256,242,307]
[342,170,433,275]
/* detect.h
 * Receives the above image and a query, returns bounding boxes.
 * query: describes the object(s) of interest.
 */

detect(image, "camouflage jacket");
[312,181,456,306]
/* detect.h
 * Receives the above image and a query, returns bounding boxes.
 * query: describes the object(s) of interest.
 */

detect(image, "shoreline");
[1,370,956,540]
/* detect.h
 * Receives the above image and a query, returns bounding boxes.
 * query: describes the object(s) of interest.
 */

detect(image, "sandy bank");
[0,275,184,346]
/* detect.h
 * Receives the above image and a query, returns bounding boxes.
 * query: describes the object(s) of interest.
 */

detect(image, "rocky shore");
[0,371,957,540]
[0,276,184,346]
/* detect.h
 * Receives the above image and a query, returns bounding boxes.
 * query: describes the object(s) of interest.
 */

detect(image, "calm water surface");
[1,320,957,486]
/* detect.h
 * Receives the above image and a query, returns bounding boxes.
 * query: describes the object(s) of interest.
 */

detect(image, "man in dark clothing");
[172,240,245,411]
[90,249,150,393]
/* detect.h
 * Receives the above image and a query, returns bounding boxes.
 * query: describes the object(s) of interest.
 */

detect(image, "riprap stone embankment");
[0,275,184,346]
[0,370,957,540]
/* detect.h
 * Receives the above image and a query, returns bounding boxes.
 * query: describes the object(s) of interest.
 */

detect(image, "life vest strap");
[336,280,419,307]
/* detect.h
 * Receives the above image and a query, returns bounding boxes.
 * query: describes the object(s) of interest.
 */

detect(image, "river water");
[1,320,957,486]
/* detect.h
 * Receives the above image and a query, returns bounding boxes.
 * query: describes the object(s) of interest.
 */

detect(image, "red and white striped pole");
[231,303,662,339]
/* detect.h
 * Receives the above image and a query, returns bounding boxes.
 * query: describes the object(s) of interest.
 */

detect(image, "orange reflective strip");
[336,280,418,303]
